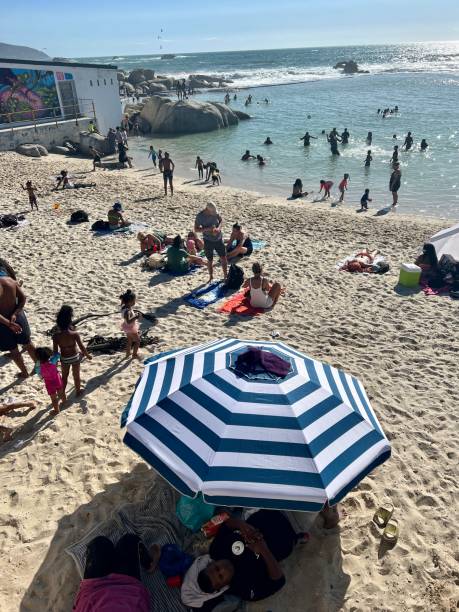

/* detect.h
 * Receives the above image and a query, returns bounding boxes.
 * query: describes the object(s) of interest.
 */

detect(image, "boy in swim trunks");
[52,305,92,396]
[21,180,38,211]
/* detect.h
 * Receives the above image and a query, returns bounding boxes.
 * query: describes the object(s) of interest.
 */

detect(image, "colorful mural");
[0,68,61,123]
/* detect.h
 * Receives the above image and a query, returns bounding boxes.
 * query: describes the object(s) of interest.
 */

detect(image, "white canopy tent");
[428,222,459,262]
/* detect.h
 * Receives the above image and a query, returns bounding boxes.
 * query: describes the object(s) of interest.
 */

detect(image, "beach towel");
[93,222,147,237]
[336,252,387,273]
[185,281,227,309]
[66,479,203,612]
[218,290,264,316]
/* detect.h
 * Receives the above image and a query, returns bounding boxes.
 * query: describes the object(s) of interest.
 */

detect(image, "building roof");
[0,57,117,70]
[0,42,117,69]
[0,42,51,61]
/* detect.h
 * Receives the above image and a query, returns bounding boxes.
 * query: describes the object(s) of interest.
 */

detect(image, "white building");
[0,43,121,135]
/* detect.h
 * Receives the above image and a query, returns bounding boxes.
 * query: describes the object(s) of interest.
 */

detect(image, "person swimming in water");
[341,128,350,144]
[403,132,413,151]
[391,145,399,166]
[420,138,429,151]
[241,150,255,161]
[366,131,373,146]
[299,132,317,146]
[364,150,373,167]
[264,137,273,145]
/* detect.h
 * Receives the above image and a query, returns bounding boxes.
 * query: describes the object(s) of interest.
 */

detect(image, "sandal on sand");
[373,503,394,528]
[382,519,399,544]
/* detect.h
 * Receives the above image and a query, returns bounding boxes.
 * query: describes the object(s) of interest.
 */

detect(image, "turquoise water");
[81,43,459,218]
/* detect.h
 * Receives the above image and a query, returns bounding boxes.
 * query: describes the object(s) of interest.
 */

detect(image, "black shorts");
[244,237,253,256]
[0,311,31,352]
[204,238,226,260]
[163,170,173,180]
[94,156,101,163]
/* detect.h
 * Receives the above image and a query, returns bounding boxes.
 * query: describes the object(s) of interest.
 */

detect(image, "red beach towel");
[218,290,265,316]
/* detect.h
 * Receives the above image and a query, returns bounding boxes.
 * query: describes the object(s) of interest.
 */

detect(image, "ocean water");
[81,43,459,218]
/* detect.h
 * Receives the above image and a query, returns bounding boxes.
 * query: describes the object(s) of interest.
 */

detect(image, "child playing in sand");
[212,167,221,185]
[319,179,333,199]
[120,289,142,359]
[0,399,36,442]
[360,188,372,211]
[35,347,65,414]
[338,173,350,203]
[21,180,38,211]
[52,305,92,397]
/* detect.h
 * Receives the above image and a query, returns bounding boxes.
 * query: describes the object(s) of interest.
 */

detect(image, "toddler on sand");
[35,347,65,414]
[120,289,142,359]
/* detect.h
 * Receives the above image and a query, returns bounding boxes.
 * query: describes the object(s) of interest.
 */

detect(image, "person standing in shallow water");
[299,132,317,146]
[403,132,413,151]
[389,162,402,207]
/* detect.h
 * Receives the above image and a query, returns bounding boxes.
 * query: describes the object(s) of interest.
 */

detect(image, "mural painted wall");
[0,68,61,122]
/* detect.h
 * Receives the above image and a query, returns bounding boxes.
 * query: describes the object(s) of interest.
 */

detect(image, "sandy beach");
[0,151,458,612]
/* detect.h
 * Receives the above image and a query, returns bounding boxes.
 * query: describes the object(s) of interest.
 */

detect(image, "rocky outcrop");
[78,132,111,155]
[234,110,251,121]
[16,144,48,157]
[139,96,250,135]
[333,60,369,74]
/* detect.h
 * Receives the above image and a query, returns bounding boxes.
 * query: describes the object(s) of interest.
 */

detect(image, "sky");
[1,0,459,57]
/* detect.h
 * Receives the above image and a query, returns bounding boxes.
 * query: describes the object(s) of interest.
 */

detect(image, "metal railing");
[0,99,96,132]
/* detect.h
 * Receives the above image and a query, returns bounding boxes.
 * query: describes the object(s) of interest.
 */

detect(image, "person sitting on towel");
[181,510,296,610]
[226,223,253,259]
[108,202,130,230]
[166,235,205,274]
[243,262,284,309]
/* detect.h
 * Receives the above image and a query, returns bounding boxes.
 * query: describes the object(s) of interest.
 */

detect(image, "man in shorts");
[161,152,175,196]
[0,276,35,378]
[194,201,228,282]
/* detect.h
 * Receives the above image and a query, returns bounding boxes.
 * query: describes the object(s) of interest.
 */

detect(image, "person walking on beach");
[21,180,38,211]
[118,142,133,169]
[162,152,175,195]
[89,146,103,171]
[52,305,92,397]
[403,132,413,151]
[338,173,350,203]
[389,163,402,207]
[319,179,333,199]
[0,275,35,378]
[35,347,65,413]
[194,201,228,283]
[299,132,317,146]
[364,150,373,167]
[195,156,204,179]
[148,145,157,168]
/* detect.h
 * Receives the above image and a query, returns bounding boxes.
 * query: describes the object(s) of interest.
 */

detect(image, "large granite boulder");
[153,77,174,90]
[16,143,48,157]
[234,110,251,121]
[139,96,246,134]
[124,82,135,95]
[79,132,111,155]
[128,69,147,85]
[143,69,155,80]
[145,81,168,94]
[333,60,369,74]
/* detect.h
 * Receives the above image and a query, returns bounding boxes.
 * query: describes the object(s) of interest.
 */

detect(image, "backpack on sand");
[70,210,89,224]
[0,214,18,228]
[225,263,244,290]
[91,219,110,231]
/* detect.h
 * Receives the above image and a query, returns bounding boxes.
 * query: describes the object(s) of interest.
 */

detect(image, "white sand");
[0,152,457,612]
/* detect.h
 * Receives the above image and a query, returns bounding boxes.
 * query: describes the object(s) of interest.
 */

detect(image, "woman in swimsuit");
[52,305,92,397]
[243,262,284,309]
[226,223,253,259]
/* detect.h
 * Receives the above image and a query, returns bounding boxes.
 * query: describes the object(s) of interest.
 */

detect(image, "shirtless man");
[162,152,175,196]
[0,277,35,377]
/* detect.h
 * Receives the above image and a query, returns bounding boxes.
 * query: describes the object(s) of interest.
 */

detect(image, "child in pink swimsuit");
[338,173,350,203]
[35,347,64,414]
[120,289,142,359]
[319,179,333,199]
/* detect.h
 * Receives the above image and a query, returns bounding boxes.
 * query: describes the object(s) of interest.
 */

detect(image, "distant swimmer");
[420,138,429,151]
[327,132,341,155]
[241,150,255,161]
[391,145,399,165]
[299,132,317,146]
[307,114,311,119]
[264,98,269,104]
[264,137,273,145]
[319,179,333,199]
[341,128,350,144]
[256,155,266,166]
[403,131,413,151]
[392,134,397,139]
[233,94,237,100]
[366,131,373,146]
[394,105,399,113]
[364,150,373,167]
[389,162,402,207]
[377,108,381,114]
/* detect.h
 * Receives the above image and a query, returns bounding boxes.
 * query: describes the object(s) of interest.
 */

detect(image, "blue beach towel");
[185,281,227,309]
[160,264,199,276]
[251,239,267,251]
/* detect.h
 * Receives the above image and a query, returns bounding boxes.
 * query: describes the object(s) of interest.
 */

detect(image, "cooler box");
[399,263,421,287]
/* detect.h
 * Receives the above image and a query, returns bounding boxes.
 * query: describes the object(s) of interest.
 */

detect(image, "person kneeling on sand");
[166,235,206,274]
[243,262,284,309]
[108,202,130,230]
[226,223,253,260]
[73,535,160,612]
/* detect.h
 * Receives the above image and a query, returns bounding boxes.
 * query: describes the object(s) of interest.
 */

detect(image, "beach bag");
[372,261,390,274]
[91,219,110,231]
[0,214,18,228]
[70,210,89,224]
[225,264,244,290]
[159,544,193,578]
[176,493,215,532]
[143,253,165,270]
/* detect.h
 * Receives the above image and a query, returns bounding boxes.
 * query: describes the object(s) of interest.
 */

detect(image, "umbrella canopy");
[428,222,459,262]
[121,338,390,512]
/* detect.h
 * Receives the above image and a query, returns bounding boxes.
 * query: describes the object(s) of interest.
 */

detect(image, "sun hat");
[113,201,123,211]
[206,201,217,214]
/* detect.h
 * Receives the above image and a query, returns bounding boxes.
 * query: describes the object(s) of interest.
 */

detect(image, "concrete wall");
[0,118,91,151]
[0,60,122,137]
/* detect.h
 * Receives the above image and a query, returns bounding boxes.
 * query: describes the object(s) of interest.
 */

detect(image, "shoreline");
[0,152,457,612]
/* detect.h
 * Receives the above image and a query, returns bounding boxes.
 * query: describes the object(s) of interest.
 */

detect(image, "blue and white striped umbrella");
[121,338,390,512]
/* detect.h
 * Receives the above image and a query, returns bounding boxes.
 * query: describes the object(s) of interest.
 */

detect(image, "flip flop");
[382,519,399,543]
[373,503,394,528]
